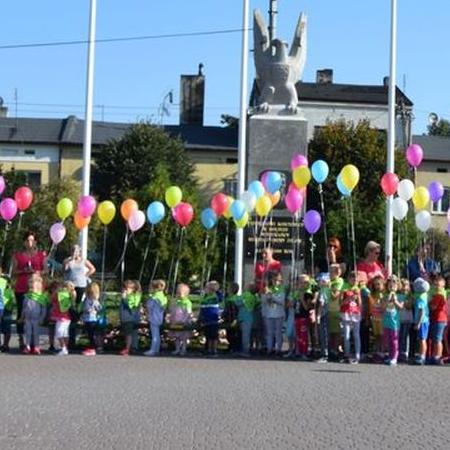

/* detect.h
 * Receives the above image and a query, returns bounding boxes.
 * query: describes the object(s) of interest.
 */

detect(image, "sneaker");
[179,349,187,356]
[316,357,328,363]
[57,348,69,356]
[1,345,10,353]
[385,359,397,366]
[119,348,129,356]
[32,347,41,355]
[48,345,56,353]
[22,346,31,355]
[171,350,180,356]
[414,357,425,365]
[144,350,157,357]
[283,351,295,359]
[350,359,359,365]
[82,349,96,356]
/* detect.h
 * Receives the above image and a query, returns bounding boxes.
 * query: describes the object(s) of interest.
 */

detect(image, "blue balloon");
[146,201,165,225]
[337,175,352,197]
[264,171,282,194]
[248,180,265,199]
[311,160,329,184]
[230,199,246,221]
[201,208,217,230]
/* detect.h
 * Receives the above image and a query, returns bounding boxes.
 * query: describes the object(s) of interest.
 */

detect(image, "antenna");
[158,90,174,126]
[428,112,439,126]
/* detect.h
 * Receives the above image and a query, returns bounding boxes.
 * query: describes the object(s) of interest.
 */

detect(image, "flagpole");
[80,0,97,259]
[385,0,397,276]
[234,0,250,290]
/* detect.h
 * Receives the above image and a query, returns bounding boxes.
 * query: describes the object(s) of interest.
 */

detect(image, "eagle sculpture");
[253,9,307,114]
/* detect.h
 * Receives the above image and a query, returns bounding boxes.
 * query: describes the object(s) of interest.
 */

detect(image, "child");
[382,276,403,366]
[293,275,313,360]
[413,277,430,365]
[168,283,193,356]
[81,282,102,356]
[19,274,49,354]
[144,279,167,357]
[223,283,241,353]
[429,275,448,364]
[235,283,258,357]
[119,280,142,356]
[0,270,15,352]
[329,265,344,358]
[357,271,370,361]
[198,281,221,357]
[444,275,450,358]
[368,275,385,361]
[398,278,413,362]
[316,273,331,363]
[284,284,296,358]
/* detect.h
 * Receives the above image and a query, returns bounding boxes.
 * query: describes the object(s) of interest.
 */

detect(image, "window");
[18,171,42,191]
[437,168,448,173]
[432,187,450,214]
[24,149,36,156]
[223,178,237,197]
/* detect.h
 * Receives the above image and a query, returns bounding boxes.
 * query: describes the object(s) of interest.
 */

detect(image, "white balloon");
[241,190,256,213]
[392,197,408,221]
[415,210,431,232]
[397,179,415,201]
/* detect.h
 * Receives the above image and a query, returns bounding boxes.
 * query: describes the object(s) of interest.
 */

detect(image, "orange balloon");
[74,211,91,230]
[268,191,281,207]
[120,199,138,221]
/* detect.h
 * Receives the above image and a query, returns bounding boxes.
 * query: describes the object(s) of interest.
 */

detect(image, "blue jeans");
[399,322,411,358]
[240,320,252,354]
[265,317,284,353]
[319,313,329,357]
[150,323,161,354]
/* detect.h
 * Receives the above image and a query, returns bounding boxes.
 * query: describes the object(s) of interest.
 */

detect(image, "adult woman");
[315,237,346,274]
[255,247,282,292]
[63,245,96,349]
[356,241,385,282]
[12,231,47,349]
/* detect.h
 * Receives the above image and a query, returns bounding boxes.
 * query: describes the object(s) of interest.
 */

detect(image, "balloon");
[380,173,399,196]
[146,201,165,225]
[255,195,272,217]
[293,166,311,188]
[415,210,431,232]
[74,211,91,230]
[311,160,329,184]
[0,198,17,221]
[0,176,5,195]
[392,197,408,221]
[201,208,217,230]
[165,186,182,208]
[172,202,194,227]
[291,154,308,170]
[57,198,73,221]
[230,199,246,221]
[337,175,352,197]
[268,191,281,207]
[285,188,303,214]
[128,210,146,232]
[14,186,33,211]
[263,171,282,194]
[241,191,256,213]
[406,144,423,168]
[49,222,66,245]
[78,195,96,218]
[223,196,234,220]
[341,164,360,190]
[120,199,138,221]
[397,179,415,201]
[428,181,444,203]
[211,193,229,216]
[234,212,249,229]
[304,210,322,234]
[97,200,116,225]
[412,187,430,210]
[248,180,265,199]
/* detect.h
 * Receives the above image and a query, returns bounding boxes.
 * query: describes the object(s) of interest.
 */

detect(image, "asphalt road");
[1,353,449,450]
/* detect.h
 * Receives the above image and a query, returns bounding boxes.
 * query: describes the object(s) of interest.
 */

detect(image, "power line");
[0,27,250,51]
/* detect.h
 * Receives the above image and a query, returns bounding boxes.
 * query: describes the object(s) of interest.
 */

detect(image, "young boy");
[144,279,167,357]
[329,264,344,358]
[0,269,15,352]
[235,283,258,357]
[119,280,142,356]
[429,275,448,364]
[413,278,430,365]
[223,283,241,354]
[198,281,221,357]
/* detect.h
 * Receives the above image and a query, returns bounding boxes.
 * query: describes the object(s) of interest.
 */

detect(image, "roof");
[0,116,238,151]
[413,135,450,162]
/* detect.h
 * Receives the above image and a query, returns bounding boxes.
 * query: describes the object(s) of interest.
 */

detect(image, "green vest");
[152,290,168,308]
[58,290,72,312]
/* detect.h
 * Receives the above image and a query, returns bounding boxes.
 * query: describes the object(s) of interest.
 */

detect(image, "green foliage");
[428,118,450,137]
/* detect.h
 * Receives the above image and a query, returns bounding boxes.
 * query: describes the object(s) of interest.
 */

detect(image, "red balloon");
[172,202,194,227]
[14,186,33,211]
[380,173,399,196]
[210,193,229,216]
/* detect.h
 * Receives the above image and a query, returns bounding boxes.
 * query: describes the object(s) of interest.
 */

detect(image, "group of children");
[0,266,449,365]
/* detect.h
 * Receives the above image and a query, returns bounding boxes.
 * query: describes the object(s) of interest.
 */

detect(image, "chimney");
[180,64,205,125]
[316,69,333,85]
[0,97,7,117]
[383,76,390,87]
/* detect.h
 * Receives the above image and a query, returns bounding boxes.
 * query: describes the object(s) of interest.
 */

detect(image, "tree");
[428,118,450,137]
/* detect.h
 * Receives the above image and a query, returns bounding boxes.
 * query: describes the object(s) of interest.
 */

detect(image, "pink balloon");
[14,186,33,211]
[0,198,17,221]
[291,154,308,170]
[0,176,5,195]
[49,222,66,245]
[210,193,229,216]
[173,202,194,227]
[406,144,423,168]
[380,173,399,196]
[285,188,303,214]
[77,195,97,218]
[128,210,146,232]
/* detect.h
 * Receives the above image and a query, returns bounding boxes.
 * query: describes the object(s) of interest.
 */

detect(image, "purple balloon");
[285,188,303,214]
[428,181,444,203]
[291,154,308,170]
[0,176,5,196]
[49,222,66,245]
[406,144,423,168]
[77,195,97,218]
[304,210,322,234]
[0,198,17,221]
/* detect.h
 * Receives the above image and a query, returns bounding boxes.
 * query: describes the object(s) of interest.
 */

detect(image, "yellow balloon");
[56,198,73,220]
[412,186,430,210]
[255,195,272,217]
[165,186,182,208]
[293,166,311,188]
[234,212,249,228]
[97,200,116,225]
[341,164,360,190]
[223,196,234,220]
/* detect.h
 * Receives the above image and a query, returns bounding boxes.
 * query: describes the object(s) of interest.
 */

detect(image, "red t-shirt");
[49,292,71,322]
[430,294,448,323]
[255,259,282,291]
[14,251,47,293]
[356,260,385,281]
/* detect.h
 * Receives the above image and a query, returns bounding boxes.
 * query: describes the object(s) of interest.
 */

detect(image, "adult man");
[407,245,440,282]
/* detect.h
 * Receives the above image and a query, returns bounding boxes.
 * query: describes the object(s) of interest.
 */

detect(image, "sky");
[1,0,449,134]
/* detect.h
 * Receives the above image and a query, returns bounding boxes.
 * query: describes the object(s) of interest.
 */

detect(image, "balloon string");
[113,226,130,282]
[101,225,108,292]
[397,220,401,278]
[167,226,180,293]
[268,210,274,249]
[404,218,410,280]
[205,226,217,287]
[150,253,160,285]
[222,220,230,290]
[310,235,315,277]
[138,225,154,284]
[200,232,210,292]
[318,184,329,269]
[0,222,10,267]
[253,214,258,273]
[343,197,351,260]
[290,215,296,290]
[171,227,185,298]
[349,195,357,275]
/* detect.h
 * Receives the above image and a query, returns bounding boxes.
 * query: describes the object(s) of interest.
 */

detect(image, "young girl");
[236,283,258,357]
[316,273,331,363]
[224,283,241,353]
[144,279,167,357]
[19,274,48,354]
[293,275,313,360]
[0,270,15,353]
[329,265,344,359]
[198,281,221,357]
[81,282,102,356]
[368,275,385,361]
[168,283,193,356]
[398,278,413,362]
[413,277,430,365]
[429,275,448,364]
[119,280,142,356]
